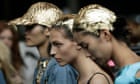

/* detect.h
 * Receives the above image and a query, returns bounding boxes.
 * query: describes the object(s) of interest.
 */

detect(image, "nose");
[50,46,56,57]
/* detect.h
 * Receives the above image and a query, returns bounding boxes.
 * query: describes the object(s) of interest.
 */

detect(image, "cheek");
[34,35,46,42]
[59,44,77,63]
[87,41,106,62]
[60,46,72,57]
[98,41,112,61]
[28,33,46,45]
[6,40,13,48]
[0,38,13,48]
[88,42,98,57]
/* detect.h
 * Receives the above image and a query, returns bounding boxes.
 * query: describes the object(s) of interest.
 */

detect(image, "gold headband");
[8,2,63,27]
[74,4,116,35]
[55,14,76,31]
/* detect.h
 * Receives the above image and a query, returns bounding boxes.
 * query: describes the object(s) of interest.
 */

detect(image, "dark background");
[0,0,139,20]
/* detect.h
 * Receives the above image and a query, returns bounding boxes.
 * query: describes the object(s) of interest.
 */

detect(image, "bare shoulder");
[136,70,140,78]
[90,73,113,84]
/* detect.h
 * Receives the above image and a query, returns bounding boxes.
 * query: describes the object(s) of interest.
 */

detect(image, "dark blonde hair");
[0,21,24,71]
[52,14,76,40]
[0,41,16,84]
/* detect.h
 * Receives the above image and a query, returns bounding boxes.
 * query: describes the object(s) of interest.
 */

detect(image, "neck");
[71,52,101,80]
[112,39,140,68]
[37,40,50,58]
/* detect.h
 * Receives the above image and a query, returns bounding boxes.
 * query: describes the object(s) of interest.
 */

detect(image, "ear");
[44,28,50,37]
[99,30,112,42]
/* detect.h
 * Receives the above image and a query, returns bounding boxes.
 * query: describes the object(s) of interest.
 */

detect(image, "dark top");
[87,72,110,84]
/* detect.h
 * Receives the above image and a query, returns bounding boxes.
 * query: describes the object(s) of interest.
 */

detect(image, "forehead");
[50,29,66,41]
[74,31,96,43]
[1,29,12,34]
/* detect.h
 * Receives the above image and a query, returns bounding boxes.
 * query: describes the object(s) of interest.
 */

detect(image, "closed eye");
[78,42,88,49]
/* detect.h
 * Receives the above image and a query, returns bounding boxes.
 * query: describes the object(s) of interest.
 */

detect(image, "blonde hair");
[0,41,15,84]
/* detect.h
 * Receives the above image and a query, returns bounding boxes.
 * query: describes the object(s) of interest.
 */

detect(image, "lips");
[56,58,62,63]
[25,37,30,41]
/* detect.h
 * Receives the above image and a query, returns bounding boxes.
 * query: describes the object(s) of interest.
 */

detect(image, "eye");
[52,41,63,48]
[78,42,88,49]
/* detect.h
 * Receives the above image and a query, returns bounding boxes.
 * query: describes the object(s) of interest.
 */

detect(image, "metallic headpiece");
[55,14,76,31]
[74,4,116,35]
[8,2,63,27]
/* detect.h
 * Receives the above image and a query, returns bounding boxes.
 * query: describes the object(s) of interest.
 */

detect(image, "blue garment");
[115,62,140,84]
[0,69,6,84]
[33,58,78,84]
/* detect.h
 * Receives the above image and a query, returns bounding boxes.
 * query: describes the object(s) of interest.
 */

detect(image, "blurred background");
[0,0,140,20]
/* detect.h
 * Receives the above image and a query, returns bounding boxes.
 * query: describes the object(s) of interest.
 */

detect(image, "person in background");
[0,41,22,84]
[16,25,40,84]
[9,2,77,84]
[0,21,23,83]
[73,4,140,84]
[126,15,140,55]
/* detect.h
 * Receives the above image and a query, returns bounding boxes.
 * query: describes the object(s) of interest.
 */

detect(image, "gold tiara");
[74,4,116,35]
[8,2,63,27]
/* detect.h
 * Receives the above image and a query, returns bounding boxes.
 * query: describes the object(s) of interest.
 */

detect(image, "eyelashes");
[52,42,63,48]
[78,42,88,49]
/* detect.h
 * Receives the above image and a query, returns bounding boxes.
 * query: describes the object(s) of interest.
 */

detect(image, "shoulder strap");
[87,72,110,84]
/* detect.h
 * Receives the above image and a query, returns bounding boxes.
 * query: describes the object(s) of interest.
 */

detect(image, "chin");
[58,62,68,66]
[26,42,36,47]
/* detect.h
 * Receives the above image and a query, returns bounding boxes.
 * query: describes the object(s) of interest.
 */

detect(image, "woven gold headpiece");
[8,2,63,27]
[74,4,116,35]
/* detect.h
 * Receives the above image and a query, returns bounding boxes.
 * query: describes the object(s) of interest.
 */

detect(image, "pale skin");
[50,29,113,84]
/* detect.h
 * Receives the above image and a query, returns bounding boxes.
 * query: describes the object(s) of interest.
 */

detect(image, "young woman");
[0,41,19,84]
[50,14,113,84]
[0,21,23,84]
[0,21,24,72]
[73,4,140,84]
[9,2,77,84]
